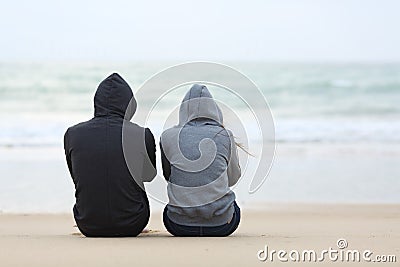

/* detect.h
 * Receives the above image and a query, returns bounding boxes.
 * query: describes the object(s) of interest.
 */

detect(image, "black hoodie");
[64,73,156,237]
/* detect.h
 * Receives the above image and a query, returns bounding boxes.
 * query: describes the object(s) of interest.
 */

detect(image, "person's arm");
[160,142,171,181]
[227,131,241,187]
[142,128,157,182]
[63,128,76,185]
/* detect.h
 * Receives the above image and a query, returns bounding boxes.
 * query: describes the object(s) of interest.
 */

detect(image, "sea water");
[0,62,399,212]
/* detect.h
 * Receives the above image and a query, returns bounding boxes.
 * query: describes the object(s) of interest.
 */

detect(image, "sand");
[0,204,399,266]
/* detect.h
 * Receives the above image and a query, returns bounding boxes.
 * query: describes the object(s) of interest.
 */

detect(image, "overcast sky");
[1,0,399,62]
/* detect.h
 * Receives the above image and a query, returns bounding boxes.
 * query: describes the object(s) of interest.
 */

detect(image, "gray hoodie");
[160,84,241,226]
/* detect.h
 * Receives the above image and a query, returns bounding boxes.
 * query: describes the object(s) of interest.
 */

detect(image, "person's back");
[64,73,156,237]
[160,84,241,236]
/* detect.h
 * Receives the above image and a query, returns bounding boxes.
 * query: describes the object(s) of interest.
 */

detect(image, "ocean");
[1,62,399,212]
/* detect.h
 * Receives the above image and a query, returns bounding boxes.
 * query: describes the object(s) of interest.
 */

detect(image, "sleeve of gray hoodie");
[227,131,241,187]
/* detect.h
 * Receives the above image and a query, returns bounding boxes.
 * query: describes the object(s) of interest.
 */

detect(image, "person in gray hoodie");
[160,84,241,237]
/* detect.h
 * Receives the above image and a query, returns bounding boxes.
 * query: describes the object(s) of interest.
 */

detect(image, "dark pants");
[78,210,149,237]
[163,202,241,237]
[77,194,150,237]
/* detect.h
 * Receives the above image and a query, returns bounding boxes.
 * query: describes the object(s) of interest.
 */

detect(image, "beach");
[0,62,399,266]
[0,204,398,266]
[1,0,400,265]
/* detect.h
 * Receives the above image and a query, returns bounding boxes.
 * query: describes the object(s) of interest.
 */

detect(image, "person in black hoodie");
[64,73,156,237]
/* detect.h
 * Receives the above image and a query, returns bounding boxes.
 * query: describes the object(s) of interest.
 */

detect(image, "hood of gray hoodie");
[178,84,223,126]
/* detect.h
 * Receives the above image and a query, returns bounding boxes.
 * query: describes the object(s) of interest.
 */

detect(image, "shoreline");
[2,142,400,213]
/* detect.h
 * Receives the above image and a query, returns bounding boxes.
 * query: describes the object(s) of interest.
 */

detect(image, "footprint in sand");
[71,232,83,236]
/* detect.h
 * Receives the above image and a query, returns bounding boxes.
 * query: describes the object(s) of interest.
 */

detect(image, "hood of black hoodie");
[94,73,136,120]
